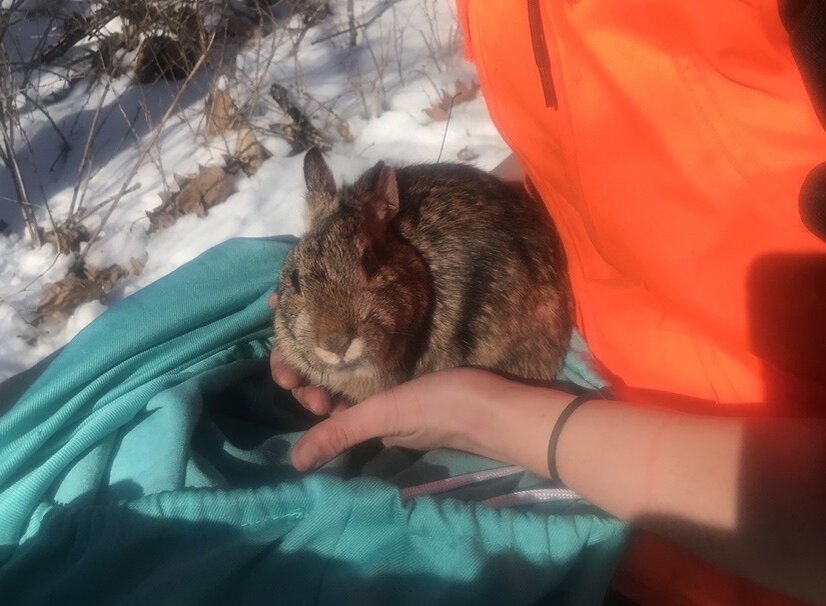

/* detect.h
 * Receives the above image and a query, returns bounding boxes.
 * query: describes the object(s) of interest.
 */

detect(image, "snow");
[0,0,510,382]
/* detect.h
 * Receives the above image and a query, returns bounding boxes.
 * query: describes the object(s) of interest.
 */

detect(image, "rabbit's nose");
[317,334,353,358]
[314,334,365,367]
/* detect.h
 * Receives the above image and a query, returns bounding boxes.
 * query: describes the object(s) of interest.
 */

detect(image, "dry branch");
[269,82,330,153]
[73,31,217,271]
[312,0,399,45]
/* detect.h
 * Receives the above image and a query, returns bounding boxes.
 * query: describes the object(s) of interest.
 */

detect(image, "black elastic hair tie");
[547,392,598,481]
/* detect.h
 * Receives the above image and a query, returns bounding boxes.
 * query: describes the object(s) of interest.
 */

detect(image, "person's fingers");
[270,343,340,416]
[271,348,304,390]
[329,399,350,416]
[272,361,303,390]
[268,293,279,310]
[293,385,333,416]
[288,368,517,473]
[291,395,399,471]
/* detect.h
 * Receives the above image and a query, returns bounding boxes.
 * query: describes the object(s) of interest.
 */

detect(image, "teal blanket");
[0,237,627,605]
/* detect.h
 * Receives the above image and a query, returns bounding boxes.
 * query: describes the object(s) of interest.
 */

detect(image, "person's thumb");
[291,393,399,471]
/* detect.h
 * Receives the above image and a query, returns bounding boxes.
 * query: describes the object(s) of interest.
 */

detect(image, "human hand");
[289,366,573,476]
[269,294,576,476]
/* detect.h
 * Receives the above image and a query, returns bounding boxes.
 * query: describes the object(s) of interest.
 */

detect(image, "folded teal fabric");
[0,237,627,605]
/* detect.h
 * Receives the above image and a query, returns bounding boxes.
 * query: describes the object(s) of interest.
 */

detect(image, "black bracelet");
[547,392,597,481]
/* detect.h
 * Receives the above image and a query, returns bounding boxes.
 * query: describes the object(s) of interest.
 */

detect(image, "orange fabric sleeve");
[457,2,825,605]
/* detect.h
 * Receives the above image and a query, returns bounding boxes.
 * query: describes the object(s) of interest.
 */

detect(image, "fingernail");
[292,444,317,471]
[273,367,299,390]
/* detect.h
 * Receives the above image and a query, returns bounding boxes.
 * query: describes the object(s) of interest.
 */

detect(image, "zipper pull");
[527,0,559,109]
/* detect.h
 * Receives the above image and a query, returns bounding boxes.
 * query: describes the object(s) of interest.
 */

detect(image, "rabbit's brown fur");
[273,149,572,402]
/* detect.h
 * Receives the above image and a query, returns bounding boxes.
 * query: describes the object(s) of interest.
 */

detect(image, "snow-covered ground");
[0,1,509,382]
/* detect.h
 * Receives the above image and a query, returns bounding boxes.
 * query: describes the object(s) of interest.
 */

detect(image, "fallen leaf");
[39,221,90,254]
[148,165,236,233]
[205,89,237,136]
[424,80,480,122]
[129,257,145,276]
[234,125,269,176]
[457,146,479,162]
[34,264,127,326]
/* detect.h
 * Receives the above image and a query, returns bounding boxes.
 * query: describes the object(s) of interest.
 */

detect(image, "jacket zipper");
[527,0,559,109]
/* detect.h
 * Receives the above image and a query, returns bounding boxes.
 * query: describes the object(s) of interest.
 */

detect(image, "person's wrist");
[546,392,599,481]
[461,377,569,476]
[514,386,572,478]
[441,370,505,456]
[428,369,518,459]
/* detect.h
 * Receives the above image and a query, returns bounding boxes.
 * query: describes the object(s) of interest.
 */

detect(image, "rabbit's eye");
[290,269,301,294]
[362,249,378,277]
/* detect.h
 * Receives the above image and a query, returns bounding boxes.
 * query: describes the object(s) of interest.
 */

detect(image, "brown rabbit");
[273,149,572,403]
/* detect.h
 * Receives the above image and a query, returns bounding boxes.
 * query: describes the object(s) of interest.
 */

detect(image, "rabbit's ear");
[372,164,399,224]
[304,148,336,195]
[361,163,399,242]
[304,148,338,224]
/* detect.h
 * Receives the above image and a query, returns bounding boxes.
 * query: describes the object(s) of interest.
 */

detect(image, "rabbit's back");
[392,164,571,382]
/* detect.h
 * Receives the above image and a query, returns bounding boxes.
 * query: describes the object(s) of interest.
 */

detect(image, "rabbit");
[273,148,572,403]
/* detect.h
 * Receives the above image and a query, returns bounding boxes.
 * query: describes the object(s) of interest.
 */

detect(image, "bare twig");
[0,46,41,246]
[436,92,460,163]
[111,93,171,195]
[11,101,60,241]
[68,78,112,218]
[20,90,71,151]
[270,82,330,153]
[300,90,352,142]
[31,5,117,69]
[284,1,330,57]
[74,32,217,271]
[362,30,387,114]
[0,299,35,329]
[391,4,410,87]
[76,183,142,222]
[347,0,357,47]
[312,0,400,45]
[419,0,459,73]
[0,250,62,302]
[4,153,40,245]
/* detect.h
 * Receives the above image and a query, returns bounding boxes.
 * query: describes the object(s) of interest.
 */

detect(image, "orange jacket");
[457,1,825,604]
